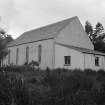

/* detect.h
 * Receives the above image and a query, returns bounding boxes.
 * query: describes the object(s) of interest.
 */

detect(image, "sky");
[0,0,105,38]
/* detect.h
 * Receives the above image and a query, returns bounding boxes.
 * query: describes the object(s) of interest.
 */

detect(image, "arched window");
[8,49,10,65]
[26,46,29,63]
[38,44,42,63]
[16,48,19,65]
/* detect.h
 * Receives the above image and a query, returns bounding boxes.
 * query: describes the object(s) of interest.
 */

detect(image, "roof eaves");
[7,37,54,47]
[56,42,105,56]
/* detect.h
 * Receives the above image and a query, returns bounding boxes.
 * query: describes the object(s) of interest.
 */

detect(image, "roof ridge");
[8,16,78,47]
[22,16,77,34]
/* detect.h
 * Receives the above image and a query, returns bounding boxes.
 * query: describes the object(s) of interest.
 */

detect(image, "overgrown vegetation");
[0,66,105,105]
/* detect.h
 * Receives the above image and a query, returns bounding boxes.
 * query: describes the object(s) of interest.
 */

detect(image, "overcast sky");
[0,0,105,38]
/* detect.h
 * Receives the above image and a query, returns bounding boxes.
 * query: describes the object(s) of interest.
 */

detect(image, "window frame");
[8,49,10,65]
[95,56,99,66]
[64,56,71,66]
[38,44,42,63]
[26,46,29,63]
[16,48,19,65]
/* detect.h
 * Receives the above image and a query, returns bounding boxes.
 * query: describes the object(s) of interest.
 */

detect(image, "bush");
[0,65,38,73]
[73,90,96,105]
[84,68,96,75]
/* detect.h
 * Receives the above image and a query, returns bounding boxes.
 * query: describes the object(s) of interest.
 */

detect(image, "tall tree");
[0,29,8,66]
[85,21,93,42]
[0,28,13,66]
[85,21,105,53]
[93,22,105,52]
[95,22,104,36]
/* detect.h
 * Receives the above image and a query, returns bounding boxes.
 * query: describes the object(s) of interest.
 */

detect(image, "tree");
[0,28,6,38]
[85,21,93,42]
[93,22,105,52]
[93,22,104,43]
[0,38,8,66]
[94,22,104,36]
[85,21,105,53]
[0,28,13,66]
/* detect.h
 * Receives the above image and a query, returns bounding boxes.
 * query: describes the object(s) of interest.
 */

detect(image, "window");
[8,50,10,64]
[95,56,99,66]
[64,56,71,65]
[16,48,19,65]
[26,47,29,63]
[38,45,42,63]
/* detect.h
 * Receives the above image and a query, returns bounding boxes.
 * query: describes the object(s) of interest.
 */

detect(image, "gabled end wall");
[55,17,94,50]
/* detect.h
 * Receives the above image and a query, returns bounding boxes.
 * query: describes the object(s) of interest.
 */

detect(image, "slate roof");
[57,43,105,56]
[8,16,77,47]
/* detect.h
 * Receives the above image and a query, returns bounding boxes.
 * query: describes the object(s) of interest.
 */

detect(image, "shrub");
[84,68,96,75]
[73,90,96,105]
[0,65,38,73]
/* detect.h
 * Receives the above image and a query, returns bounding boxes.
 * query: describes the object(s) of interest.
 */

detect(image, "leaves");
[85,21,93,37]
[85,21,105,53]
[0,28,13,66]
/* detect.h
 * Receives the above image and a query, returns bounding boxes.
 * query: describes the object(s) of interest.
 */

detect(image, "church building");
[3,16,105,70]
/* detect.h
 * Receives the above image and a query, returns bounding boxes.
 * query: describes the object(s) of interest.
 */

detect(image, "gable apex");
[56,17,94,49]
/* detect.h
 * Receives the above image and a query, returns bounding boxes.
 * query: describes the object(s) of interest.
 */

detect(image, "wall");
[3,39,54,69]
[55,44,105,70]
[84,53,95,69]
[2,55,8,66]
[55,44,84,69]
[84,53,105,70]
[56,17,94,50]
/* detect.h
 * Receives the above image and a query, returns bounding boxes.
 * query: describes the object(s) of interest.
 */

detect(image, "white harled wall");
[84,53,105,70]
[3,39,54,69]
[55,17,94,50]
[3,40,105,70]
[55,44,105,70]
[55,44,84,69]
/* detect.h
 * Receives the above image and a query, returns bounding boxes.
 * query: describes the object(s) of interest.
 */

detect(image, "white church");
[2,16,105,70]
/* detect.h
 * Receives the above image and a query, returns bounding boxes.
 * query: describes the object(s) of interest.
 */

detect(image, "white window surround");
[64,56,71,66]
[95,56,99,66]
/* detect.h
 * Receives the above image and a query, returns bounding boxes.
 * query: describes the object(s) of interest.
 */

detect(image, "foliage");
[85,21,93,42]
[0,67,105,105]
[0,71,29,105]
[85,21,105,53]
[0,28,13,66]
[0,72,12,105]
[73,90,96,105]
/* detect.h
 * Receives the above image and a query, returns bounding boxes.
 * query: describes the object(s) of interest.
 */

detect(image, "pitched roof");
[8,16,77,47]
[57,43,105,56]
